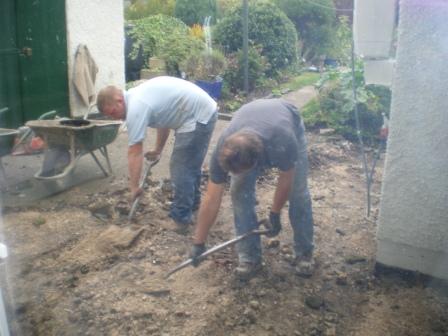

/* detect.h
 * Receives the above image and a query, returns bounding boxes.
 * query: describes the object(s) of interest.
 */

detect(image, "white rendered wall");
[376,0,448,280]
[66,0,125,117]
[353,0,397,59]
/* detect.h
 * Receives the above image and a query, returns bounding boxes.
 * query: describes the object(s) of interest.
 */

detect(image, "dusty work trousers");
[230,118,314,264]
[169,113,217,224]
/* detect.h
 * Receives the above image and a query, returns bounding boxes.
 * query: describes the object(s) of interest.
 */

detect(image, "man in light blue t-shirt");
[97,76,217,233]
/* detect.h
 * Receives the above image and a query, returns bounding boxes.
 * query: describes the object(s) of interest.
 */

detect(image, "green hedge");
[275,0,336,61]
[214,1,298,76]
[174,0,217,26]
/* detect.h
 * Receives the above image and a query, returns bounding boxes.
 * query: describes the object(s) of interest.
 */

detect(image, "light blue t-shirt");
[124,76,217,145]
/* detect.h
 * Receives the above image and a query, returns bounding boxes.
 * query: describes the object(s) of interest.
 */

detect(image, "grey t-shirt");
[210,98,303,184]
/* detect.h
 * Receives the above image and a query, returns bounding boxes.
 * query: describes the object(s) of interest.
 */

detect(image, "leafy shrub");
[327,16,352,66]
[222,45,269,93]
[301,98,326,129]
[275,0,336,62]
[180,49,227,81]
[125,0,175,20]
[313,64,391,143]
[214,1,298,76]
[128,15,203,75]
[174,0,217,26]
[222,93,246,112]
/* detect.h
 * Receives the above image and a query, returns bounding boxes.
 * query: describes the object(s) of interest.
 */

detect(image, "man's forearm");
[271,168,295,213]
[155,128,170,153]
[194,181,224,244]
[128,143,143,192]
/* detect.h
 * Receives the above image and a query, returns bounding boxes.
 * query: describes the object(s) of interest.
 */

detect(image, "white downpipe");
[203,16,212,53]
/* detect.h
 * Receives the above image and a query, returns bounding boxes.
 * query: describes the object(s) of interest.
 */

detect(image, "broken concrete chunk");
[344,255,367,265]
[305,295,324,310]
[266,239,280,248]
[96,226,144,251]
[88,200,114,218]
[319,128,335,135]
[32,216,46,227]
[335,228,346,236]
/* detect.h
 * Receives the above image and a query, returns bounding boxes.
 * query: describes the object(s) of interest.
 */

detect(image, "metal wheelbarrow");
[26,119,122,180]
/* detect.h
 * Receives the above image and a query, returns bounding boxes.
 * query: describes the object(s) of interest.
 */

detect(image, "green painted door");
[0,0,22,128]
[0,0,69,129]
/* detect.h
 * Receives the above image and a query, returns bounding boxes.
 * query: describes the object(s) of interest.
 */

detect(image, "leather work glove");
[190,243,206,267]
[266,211,282,237]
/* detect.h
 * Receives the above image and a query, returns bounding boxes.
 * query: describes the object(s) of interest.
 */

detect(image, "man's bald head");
[96,86,125,120]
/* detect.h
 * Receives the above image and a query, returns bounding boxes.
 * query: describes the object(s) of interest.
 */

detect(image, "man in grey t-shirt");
[190,98,315,278]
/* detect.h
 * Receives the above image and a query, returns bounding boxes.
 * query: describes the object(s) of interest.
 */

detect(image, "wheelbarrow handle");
[128,158,159,220]
[164,229,270,279]
[12,110,57,151]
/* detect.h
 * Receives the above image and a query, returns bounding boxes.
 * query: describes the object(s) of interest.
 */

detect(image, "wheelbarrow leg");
[0,158,7,189]
[99,146,113,174]
[89,151,109,177]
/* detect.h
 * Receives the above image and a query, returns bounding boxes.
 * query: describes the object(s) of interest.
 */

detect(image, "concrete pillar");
[376,0,448,280]
[353,0,397,58]
[364,59,395,86]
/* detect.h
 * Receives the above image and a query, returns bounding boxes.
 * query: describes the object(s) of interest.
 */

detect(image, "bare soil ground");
[1,85,447,336]
[1,128,447,336]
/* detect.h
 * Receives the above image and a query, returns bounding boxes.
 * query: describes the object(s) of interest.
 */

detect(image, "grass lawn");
[279,71,321,91]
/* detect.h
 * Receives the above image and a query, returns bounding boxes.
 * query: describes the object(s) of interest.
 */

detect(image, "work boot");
[294,253,315,278]
[162,218,189,235]
[235,261,262,280]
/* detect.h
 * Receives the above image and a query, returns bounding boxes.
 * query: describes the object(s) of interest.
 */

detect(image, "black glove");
[266,211,282,237]
[190,243,206,267]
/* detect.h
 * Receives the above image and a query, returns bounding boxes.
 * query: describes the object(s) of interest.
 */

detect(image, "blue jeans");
[231,118,314,264]
[169,114,217,224]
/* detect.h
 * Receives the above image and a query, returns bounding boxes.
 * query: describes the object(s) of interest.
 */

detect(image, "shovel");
[165,228,270,279]
[128,158,159,220]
